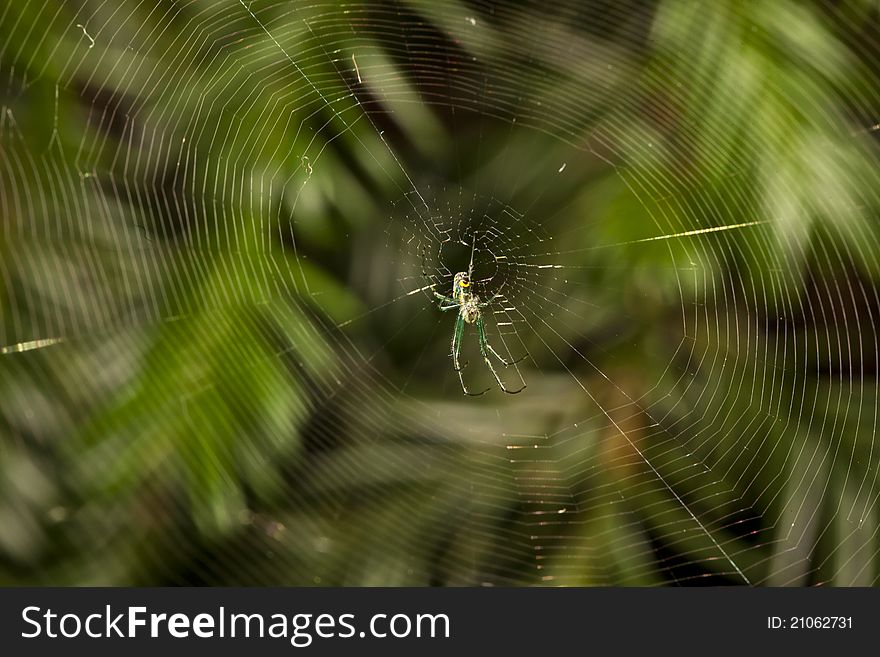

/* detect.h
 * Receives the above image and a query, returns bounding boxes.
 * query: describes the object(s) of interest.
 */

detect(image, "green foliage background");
[2,1,880,585]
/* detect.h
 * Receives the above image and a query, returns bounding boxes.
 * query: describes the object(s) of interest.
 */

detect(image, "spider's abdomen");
[461,297,481,324]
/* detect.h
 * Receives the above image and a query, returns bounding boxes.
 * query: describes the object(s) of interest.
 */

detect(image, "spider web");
[2,0,880,586]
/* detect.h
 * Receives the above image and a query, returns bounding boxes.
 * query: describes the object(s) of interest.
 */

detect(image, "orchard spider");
[425,241,526,396]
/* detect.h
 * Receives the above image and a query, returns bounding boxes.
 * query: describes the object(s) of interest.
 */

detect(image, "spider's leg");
[486,342,529,366]
[476,294,527,363]
[454,315,489,396]
[477,317,526,394]
[478,317,529,366]
[451,313,468,372]
[422,248,456,304]
[461,382,490,397]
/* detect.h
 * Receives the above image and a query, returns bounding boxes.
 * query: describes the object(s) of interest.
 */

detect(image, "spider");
[426,242,526,396]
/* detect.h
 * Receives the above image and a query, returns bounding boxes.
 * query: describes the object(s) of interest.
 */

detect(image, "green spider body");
[453,271,481,324]
[431,269,526,396]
